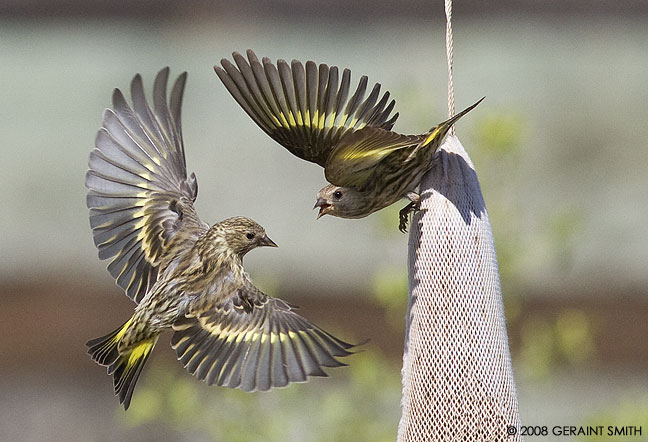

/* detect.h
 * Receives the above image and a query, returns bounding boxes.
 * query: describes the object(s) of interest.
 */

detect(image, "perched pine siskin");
[215,50,483,232]
[85,68,354,410]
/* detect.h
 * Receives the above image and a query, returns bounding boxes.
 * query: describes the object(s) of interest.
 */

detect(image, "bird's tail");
[86,318,158,410]
[420,97,485,148]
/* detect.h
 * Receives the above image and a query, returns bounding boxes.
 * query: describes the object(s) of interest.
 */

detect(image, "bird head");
[314,184,367,219]
[215,216,278,257]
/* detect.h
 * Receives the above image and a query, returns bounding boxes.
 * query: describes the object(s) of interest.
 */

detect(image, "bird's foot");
[398,200,419,233]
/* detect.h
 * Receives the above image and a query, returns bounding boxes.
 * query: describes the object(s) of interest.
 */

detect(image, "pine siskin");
[85,68,354,410]
[215,50,483,232]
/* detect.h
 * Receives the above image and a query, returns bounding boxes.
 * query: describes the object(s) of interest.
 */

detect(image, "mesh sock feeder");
[397,1,522,440]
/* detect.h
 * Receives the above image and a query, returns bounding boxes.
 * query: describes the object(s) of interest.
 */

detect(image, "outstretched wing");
[324,127,424,188]
[215,49,399,167]
[172,284,354,392]
[86,68,208,303]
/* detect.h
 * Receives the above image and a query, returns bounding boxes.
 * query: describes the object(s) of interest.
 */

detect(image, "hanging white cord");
[445,0,456,131]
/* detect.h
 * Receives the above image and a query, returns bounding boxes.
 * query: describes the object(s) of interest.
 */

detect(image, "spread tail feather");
[87,319,157,410]
[86,318,133,366]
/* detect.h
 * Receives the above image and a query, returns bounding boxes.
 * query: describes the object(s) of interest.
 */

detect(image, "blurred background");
[1,1,647,441]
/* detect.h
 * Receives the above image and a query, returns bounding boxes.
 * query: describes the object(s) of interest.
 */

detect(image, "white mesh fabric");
[398,135,522,442]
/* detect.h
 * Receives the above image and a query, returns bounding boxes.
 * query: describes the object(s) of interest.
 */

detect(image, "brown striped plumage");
[85,69,354,410]
[215,50,482,232]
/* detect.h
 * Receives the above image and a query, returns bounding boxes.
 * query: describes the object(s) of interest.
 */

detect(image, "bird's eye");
[333,190,343,199]
[246,233,255,240]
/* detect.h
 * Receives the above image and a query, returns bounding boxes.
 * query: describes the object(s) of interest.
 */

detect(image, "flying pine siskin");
[215,50,483,232]
[85,68,354,409]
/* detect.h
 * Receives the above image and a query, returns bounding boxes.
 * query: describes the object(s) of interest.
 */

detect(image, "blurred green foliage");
[554,309,595,366]
[371,265,408,330]
[123,350,401,442]
[475,112,525,157]
[518,309,595,381]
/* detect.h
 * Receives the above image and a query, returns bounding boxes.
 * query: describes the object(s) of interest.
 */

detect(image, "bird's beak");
[259,234,278,248]
[313,197,332,219]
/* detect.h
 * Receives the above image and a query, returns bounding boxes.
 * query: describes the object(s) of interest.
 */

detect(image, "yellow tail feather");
[87,320,157,410]
[109,338,157,410]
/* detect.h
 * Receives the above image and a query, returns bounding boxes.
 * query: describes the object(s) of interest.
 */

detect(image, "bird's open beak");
[313,198,332,219]
[259,234,278,248]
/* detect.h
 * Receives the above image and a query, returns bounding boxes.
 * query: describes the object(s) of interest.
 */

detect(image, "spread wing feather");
[172,285,354,392]
[86,68,207,303]
[215,49,399,167]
